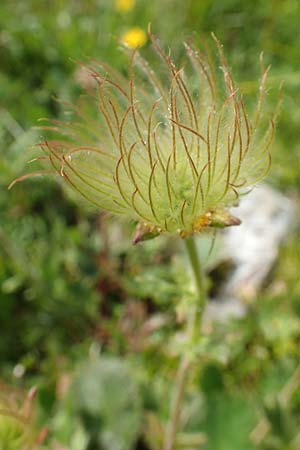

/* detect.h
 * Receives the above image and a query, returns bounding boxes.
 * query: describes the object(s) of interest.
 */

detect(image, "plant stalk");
[163,236,206,450]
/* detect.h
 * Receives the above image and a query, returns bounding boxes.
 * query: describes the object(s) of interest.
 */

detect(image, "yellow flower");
[121,27,147,48]
[115,0,135,12]
[12,33,279,243]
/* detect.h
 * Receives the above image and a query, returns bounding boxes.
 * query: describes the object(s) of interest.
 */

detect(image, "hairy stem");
[163,236,206,450]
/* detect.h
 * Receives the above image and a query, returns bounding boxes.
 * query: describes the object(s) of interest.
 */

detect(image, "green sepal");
[132,222,161,244]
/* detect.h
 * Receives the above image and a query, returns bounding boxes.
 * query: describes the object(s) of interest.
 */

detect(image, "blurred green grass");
[0,0,300,449]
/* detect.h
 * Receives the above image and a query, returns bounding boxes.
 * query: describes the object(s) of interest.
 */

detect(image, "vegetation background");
[0,0,300,449]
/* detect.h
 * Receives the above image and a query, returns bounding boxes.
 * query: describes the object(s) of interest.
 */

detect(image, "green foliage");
[73,356,142,450]
[204,393,255,450]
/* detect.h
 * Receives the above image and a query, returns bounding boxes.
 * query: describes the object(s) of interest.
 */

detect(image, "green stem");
[184,237,206,342]
[163,236,206,450]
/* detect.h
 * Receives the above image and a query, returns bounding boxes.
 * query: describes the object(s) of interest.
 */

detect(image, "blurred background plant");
[0,0,300,449]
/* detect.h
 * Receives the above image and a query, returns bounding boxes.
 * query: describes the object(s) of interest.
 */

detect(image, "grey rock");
[206,184,294,321]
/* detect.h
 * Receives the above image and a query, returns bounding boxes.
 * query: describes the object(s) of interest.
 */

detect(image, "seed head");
[0,386,40,450]
[11,33,279,243]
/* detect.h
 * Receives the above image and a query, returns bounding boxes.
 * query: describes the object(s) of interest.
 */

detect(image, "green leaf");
[74,356,142,450]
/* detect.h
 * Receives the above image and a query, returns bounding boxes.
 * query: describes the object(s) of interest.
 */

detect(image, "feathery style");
[11,33,278,242]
